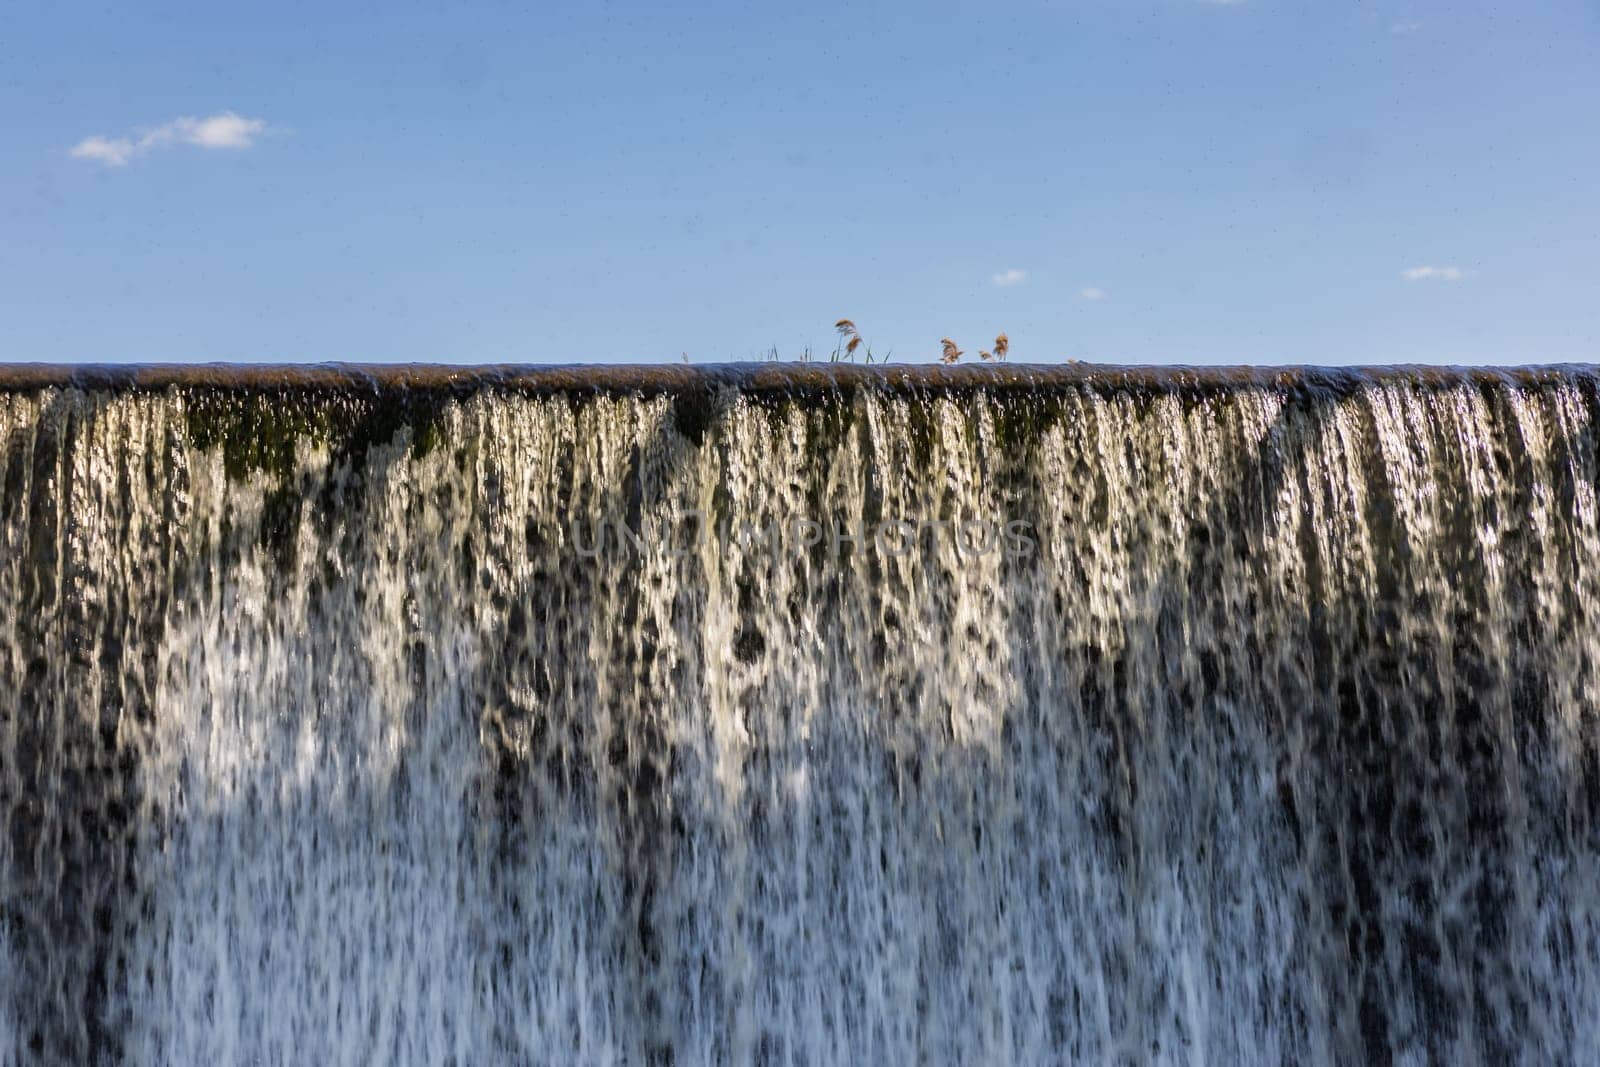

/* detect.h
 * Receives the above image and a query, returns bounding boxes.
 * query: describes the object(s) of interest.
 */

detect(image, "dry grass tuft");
[833,318,875,362]
[934,333,1006,365]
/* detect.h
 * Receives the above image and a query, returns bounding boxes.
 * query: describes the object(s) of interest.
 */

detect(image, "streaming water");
[1,372,1598,1064]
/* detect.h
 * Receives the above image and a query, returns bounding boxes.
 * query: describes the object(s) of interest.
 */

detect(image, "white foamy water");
[1,373,1598,1063]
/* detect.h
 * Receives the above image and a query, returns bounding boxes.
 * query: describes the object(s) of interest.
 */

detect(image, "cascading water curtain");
[1,371,1598,1064]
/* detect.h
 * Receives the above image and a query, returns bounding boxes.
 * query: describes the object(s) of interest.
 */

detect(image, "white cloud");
[68,135,138,166]
[69,111,268,167]
[1401,265,1469,282]
[991,268,1029,288]
[1077,287,1108,301]
[1390,19,1424,34]
[175,112,266,149]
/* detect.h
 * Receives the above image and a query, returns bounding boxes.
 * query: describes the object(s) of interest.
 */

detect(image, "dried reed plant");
[975,332,1010,363]
[832,318,876,363]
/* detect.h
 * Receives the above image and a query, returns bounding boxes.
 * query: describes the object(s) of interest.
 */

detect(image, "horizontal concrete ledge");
[0,362,1594,397]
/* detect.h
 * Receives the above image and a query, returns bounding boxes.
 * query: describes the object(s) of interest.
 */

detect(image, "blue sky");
[1,0,1596,365]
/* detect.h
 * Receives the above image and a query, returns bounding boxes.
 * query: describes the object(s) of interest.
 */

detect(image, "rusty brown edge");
[0,362,1593,396]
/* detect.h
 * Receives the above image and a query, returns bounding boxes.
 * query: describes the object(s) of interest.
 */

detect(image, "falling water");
[2,366,1599,1064]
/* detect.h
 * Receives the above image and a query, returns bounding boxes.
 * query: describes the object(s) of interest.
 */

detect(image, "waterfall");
[2,365,1598,1064]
